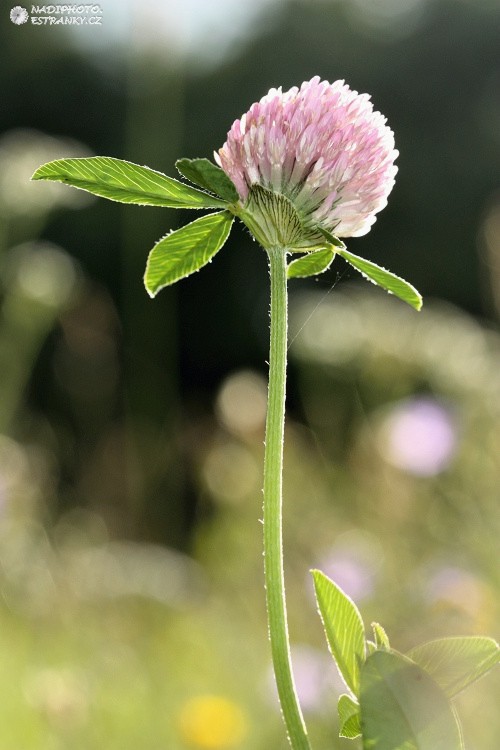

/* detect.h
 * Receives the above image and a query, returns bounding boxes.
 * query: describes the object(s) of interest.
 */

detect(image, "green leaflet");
[316,224,422,309]
[407,637,500,698]
[32,157,228,209]
[337,247,423,311]
[176,158,239,203]
[372,622,391,651]
[311,570,366,697]
[360,650,464,750]
[310,574,496,747]
[144,211,234,297]
[287,247,335,279]
[315,225,346,249]
[338,694,361,739]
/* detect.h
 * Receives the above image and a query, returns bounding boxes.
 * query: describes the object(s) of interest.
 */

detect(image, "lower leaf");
[338,694,361,739]
[311,569,366,697]
[372,622,390,651]
[407,636,500,698]
[360,650,464,750]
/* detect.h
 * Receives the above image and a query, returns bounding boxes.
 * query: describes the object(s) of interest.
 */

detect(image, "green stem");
[263,246,312,750]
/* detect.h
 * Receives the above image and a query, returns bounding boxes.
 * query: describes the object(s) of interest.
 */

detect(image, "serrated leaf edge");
[144,210,233,297]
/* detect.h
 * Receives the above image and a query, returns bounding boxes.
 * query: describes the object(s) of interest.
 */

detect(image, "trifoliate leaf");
[176,158,239,203]
[144,211,233,297]
[287,247,335,279]
[32,157,227,209]
[338,694,361,739]
[407,636,500,698]
[360,650,464,750]
[311,569,365,697]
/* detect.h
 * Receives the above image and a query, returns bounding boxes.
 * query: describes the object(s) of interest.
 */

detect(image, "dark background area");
[2,0,500,545]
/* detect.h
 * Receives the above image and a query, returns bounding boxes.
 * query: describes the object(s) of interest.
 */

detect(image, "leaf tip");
[408,294,423,312]
[310,568,324,584]
[143,272,158,299]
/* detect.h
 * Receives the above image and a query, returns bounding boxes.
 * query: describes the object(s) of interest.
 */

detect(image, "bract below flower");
[216,77,398,247]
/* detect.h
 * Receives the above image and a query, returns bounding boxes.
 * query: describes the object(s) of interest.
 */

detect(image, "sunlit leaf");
[287,247,335,279]
[32,157,227,209]
[407,637,500,698]
[311,570,365,696]
[338,694,361,739]
[372,622,390,651]
[176,158,239,203]
[144,211,234,297]
[337,247,423,311]
[360,650,464,750]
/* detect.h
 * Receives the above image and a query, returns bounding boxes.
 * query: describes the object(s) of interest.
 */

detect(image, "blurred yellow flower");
[177,694,248,748]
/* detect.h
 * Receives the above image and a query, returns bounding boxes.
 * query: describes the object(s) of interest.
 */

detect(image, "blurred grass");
[1,286,499,747]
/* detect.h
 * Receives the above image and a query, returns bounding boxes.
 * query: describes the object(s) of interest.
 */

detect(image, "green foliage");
[360,650,464,750]
[316,226,422,310]
[337,248,423,311]
[315,226,345,249]
[287,248,335,279]
[311,569,365,696]
[176,157,239,203]
[338,694,361,739]
[31,158,423,313]
[32,157,228,209]
[407,637,500,698]
[312,572,498,747]
[372,623,390,651]
[144,211,234,297]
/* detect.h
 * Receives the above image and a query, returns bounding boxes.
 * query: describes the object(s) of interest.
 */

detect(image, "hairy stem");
[263,246,311,750]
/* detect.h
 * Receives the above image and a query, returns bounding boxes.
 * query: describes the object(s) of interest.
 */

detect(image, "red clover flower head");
[216,77,398,246]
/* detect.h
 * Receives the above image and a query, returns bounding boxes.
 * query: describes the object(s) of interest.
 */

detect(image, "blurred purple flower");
[380,396,457,476]
[425,565,484,618]
[317,554,376,602]
[313,531,382,602]
[216,77,398,239]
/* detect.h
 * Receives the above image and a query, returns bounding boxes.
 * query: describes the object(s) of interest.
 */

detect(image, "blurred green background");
[1,0,499,747]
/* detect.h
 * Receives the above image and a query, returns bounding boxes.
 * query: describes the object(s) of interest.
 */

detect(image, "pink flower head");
[216,77,398,240]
